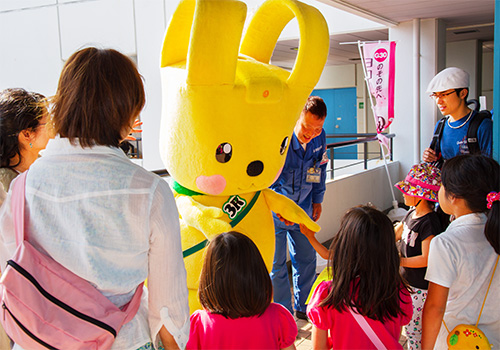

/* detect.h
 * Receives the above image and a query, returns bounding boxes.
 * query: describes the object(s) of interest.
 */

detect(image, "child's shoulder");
[269,302,292,312]
[410,209,443,235]
[307,280,332,308]
[268,303,296,320]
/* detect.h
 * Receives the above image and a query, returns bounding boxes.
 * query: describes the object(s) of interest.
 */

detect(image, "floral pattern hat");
[395,163,441,202]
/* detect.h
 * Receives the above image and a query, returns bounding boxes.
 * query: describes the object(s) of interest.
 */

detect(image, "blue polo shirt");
[433,110,493,160]
[270,130,327,216]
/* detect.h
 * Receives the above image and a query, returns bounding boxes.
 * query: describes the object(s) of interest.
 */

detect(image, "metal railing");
[325,133,395,179]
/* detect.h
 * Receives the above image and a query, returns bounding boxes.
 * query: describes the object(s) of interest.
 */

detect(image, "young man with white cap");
[422,67,492,164]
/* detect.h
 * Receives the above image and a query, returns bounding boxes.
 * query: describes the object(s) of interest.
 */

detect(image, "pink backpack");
[0,171,144,349]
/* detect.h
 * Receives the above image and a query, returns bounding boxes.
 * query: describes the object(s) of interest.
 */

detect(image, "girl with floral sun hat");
[394,163,443,350]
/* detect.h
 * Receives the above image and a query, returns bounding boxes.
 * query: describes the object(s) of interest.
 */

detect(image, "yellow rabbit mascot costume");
[160,0,329,312]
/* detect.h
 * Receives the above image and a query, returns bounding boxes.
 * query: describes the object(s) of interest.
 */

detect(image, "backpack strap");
[430,117,447,154]
[11,171,28,247]
[467,110,492,155]
[467,99,480,113]
[429,117,447,168]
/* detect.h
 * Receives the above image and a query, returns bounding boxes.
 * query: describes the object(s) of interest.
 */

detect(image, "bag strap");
[443,255,499,331]
[466,110,491,155]
[121,282,145,323]
[475,255,499,326]
[428,117,447,168]
[11,171,28,247]
[429,117,447,154]
[348,308,387,350]
[10,170,144,321]
[467,99,480,113]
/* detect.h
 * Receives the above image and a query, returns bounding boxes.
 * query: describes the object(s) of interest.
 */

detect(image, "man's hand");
[312,203,322,222]
[276,213,294,226]
[422,148,438,163]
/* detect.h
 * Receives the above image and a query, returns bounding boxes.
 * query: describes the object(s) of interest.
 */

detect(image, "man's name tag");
[306,167,321,183]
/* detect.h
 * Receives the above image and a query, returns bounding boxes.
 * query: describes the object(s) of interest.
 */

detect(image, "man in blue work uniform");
[270,96,328,320]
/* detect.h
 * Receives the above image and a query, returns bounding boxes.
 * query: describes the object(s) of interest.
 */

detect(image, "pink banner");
[362,41,396,133]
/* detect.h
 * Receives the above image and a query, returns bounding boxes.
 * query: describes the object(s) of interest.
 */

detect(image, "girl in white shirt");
[0,47,190,349]
[422,155,499,349]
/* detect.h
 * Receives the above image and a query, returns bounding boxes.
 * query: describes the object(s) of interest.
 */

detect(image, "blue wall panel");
[312,87,357,159]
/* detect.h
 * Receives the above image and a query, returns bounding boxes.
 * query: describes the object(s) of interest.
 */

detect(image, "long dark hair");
[0,88,46,168]
[198,231,273,319]
[319,206,411,321]
[441,155,499,254]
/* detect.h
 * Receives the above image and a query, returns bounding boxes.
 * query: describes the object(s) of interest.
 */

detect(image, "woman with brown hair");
[0,47,189,349]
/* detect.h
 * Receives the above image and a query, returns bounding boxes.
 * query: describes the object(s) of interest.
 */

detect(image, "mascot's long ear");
[240,0,329,89]
[160,0,247,86]
[160,0,194,68]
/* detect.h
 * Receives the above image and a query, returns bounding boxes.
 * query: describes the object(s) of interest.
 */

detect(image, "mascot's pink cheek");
[272,166,284,183]
[196,175,227,195]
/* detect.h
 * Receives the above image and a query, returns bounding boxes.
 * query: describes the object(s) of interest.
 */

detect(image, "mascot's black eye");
[280,137,289,155]
[216,143,232,163]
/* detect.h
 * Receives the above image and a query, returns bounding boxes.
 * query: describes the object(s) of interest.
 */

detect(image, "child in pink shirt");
[186,231,297,349]
[307,206,413,349]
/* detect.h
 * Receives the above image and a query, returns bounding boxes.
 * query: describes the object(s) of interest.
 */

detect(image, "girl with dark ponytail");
[422,154,500,349]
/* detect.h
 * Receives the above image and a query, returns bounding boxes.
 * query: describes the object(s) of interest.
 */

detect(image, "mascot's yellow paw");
[447,325,492,350]
[196,206,233,237]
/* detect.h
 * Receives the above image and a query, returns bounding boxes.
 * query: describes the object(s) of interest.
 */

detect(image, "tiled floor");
[294,316,313,349]
[293,315,409,349]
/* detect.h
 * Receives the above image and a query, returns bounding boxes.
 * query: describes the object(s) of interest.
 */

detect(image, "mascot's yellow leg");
[180,221,209,314]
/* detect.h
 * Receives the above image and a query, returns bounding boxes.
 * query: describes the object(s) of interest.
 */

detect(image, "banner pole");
[358,41,398,210]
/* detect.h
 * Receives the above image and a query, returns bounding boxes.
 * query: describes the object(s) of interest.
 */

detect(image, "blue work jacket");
[270,130,327,217]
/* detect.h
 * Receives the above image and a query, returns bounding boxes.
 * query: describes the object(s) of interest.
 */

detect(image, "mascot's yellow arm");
[175,194,232,239]
[262,189,321,232]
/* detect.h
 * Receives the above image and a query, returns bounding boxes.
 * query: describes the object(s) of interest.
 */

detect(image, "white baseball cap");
[426,67,469,93]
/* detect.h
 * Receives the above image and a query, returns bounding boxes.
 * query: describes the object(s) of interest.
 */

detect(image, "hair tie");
[486,192,500,209]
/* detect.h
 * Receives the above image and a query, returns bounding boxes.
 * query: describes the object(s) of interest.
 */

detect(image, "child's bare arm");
[311,326,329,350]
[300,224,329,260]
[422,282,449,350]
[159,326,180,349]
[281,344,296,350]
[400,235,434,268]
[394,222,403,241]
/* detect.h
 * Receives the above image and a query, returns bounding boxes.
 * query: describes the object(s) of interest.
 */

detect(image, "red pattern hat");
[395,163,441,202]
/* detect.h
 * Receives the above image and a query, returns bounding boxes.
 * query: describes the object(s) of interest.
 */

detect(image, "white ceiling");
[271,0,495,67]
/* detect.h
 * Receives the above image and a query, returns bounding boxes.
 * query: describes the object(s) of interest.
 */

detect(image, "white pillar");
[389,19,446,178]
[446,40,481,100]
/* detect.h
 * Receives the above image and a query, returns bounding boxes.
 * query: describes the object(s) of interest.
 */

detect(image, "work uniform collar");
[291,132,307,152]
